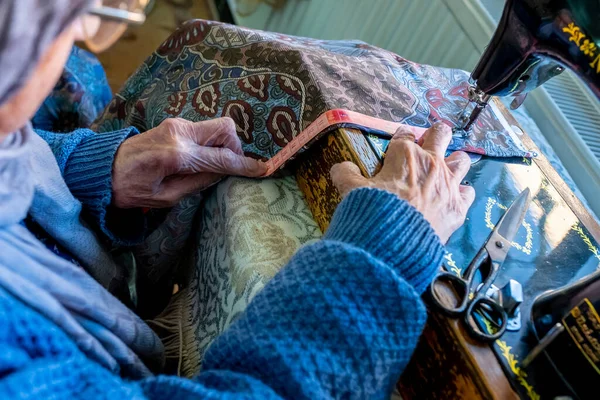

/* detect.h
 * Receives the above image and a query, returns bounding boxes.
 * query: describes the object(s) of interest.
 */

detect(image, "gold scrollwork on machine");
[562,22,600,74]
[366,134,386,155]
[497,341,541,400]
[571,223,600,268]
[484,197,533,255]
[477,313,541,399]
[443,252,461,276]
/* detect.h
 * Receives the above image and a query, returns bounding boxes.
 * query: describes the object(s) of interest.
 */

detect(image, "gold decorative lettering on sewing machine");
[457,0,600,133]
[562,299,600,374]
[562,23,600,74]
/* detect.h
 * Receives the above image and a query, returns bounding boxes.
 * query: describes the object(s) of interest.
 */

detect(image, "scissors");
[430,188,531,342]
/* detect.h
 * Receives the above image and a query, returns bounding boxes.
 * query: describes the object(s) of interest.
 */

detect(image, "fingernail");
[249,159,268,176]
[435,122,452,135]
[393,126,416,141]
[394,125,413,135]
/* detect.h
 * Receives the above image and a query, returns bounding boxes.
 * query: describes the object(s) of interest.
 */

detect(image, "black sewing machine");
[457,0,600,398]
[459,0,600,131]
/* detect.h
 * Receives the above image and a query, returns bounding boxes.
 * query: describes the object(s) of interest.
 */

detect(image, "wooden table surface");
[293,99,600,399]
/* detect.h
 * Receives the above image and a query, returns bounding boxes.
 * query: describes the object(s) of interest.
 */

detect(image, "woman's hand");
[330,123,475,243]
[112,117,266,208]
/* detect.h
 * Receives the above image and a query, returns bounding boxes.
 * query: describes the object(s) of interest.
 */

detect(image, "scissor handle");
[464,295,508,342]
[429,271,470,317]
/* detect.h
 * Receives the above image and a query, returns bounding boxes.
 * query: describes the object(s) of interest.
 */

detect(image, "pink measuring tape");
[263,108,427,176]
[141,109,425,213]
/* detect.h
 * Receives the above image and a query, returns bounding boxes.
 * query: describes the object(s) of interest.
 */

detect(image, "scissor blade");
[495,188,531,243]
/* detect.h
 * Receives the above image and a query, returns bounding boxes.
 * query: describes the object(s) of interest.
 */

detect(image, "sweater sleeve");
[0,187,444,400]
[35,128,148,245]
[193,187,444,399]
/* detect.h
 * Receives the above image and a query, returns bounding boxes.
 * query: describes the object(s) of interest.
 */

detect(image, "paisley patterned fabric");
[148,176,321,377]
[92,19,532,160]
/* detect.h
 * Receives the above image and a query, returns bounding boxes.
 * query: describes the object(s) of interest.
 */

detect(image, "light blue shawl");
[0,0,163,378]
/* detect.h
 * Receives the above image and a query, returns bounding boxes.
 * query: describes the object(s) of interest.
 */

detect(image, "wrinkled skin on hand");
[112,117,266,208]
[331,123,475,243]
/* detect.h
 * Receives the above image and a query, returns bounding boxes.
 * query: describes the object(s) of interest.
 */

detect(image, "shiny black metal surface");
[472,0,600,99]
[443,155,600,398]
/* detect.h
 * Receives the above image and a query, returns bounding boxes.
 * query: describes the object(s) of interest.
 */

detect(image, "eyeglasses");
[82,0,148,53]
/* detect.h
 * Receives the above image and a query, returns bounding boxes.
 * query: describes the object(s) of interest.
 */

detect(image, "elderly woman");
[0,0,474,398]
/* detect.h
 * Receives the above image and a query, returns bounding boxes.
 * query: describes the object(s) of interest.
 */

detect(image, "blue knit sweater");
[0,182,444,399]
[35,127,143,245]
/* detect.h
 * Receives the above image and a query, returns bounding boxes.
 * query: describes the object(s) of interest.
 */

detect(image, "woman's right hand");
[330,123,475,243]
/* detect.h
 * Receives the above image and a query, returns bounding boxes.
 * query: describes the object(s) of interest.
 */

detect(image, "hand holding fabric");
[331,123,475,243]
[112,117,266,208]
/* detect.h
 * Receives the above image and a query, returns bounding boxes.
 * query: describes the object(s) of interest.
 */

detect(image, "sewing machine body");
[458,0,600,396]
[460,0,600,131]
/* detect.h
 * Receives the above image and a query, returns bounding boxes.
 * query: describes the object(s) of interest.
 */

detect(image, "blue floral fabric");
[32,46,112,132]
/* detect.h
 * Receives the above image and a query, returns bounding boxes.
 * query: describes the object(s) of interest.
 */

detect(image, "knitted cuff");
[62,127,146,245]
[35,128,97,174]
[324,188,444,294]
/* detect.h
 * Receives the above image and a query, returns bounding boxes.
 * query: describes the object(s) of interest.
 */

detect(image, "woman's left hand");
[112,117,266,208]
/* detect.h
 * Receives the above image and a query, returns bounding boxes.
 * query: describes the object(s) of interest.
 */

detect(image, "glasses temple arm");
[88,6,146,25]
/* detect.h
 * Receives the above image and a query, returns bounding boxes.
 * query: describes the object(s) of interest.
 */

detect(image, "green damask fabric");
[149,176,321,377]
